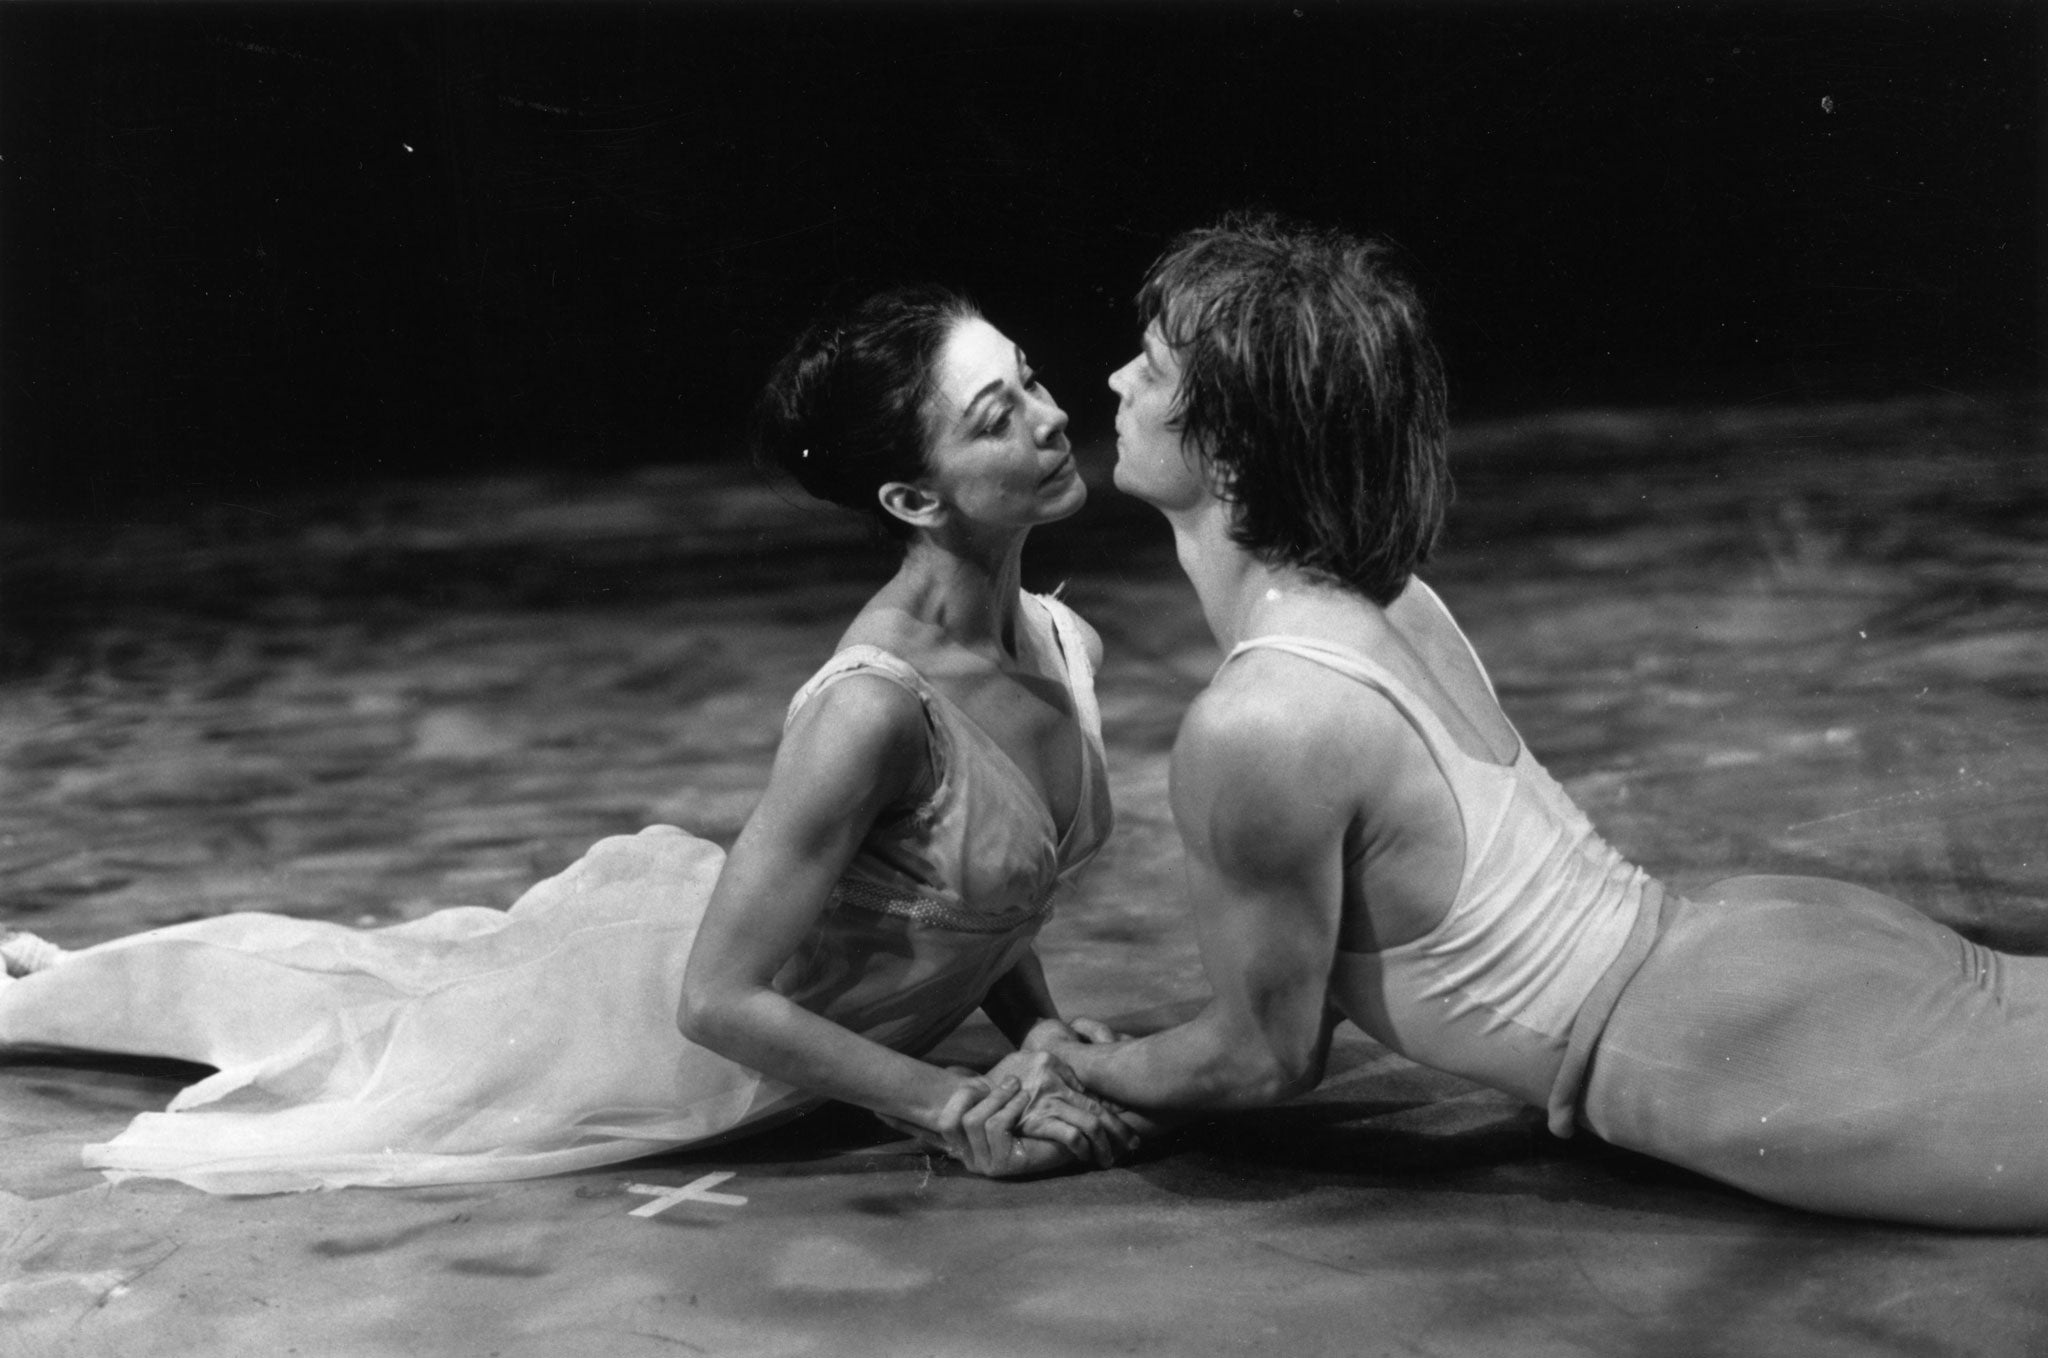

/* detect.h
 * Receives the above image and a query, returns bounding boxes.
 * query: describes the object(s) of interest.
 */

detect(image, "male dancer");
[1035,212,1655,1139]
[1028,214,2048,1229]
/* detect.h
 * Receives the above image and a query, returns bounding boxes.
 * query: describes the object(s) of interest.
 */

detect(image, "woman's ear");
[878,480,943,532]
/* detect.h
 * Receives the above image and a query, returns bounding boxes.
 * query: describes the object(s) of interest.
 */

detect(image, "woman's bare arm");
[678,674,1117,1173]
[679,677,990,1133]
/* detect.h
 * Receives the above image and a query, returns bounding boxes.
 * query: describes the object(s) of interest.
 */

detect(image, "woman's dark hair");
[1137,213,1450,605]
[754,284,981,541]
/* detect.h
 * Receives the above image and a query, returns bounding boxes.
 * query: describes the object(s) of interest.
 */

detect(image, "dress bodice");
[771,592,1113,1056]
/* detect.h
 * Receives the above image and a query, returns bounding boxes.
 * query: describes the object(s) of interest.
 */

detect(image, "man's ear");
[1198,449,1233,500]
[878,480,943,532]
[1168,434,1231,503]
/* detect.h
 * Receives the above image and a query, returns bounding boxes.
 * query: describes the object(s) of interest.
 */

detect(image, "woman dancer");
[1041,213,2048,1228]
[0,285,1128,1193]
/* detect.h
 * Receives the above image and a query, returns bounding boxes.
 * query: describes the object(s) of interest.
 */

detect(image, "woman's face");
[1107,319,1206,512]
[913,316,1083,531]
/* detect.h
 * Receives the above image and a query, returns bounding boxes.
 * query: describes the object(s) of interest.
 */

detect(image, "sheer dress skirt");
[0,827,802,1194]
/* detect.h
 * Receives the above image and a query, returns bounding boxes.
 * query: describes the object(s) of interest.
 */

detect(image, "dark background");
[3,0,2041,515]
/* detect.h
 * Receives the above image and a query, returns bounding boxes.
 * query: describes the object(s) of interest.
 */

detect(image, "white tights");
[1582,875,2048,1229]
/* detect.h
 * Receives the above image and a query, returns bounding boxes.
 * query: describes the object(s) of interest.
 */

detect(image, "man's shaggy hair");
[1137,213,1451,605]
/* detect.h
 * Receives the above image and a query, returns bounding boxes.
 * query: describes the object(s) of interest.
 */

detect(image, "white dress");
[0,595,1112,1194]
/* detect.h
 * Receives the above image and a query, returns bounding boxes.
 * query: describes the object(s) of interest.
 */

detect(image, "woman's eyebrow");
[960,350,1031,420]
[958,377,1009,423]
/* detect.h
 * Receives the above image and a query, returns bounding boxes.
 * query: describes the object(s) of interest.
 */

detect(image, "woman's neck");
[887,530,1031,660]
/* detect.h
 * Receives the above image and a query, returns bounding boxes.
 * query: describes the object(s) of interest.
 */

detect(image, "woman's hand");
[1016,1091,1141,1168]
[874,1074,1078,1177]
[982,1050,1138,1168]
[891,1054,1140,1176]
[1013,1032,1178,1147]
[920,1077,1077,1178]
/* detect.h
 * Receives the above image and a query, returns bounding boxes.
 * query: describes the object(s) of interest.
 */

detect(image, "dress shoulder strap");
[784,644,933,728]
[1029,592,1104,743]
[782,645,946,802]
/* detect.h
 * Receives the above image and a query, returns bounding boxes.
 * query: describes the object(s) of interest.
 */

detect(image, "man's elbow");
[1226,1044,1325,1107]
[1271,1055,1326,1104]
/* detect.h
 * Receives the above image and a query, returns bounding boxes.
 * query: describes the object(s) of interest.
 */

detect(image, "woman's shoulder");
[778,657,938,808]
[785,639,933,733]
[784,659,926,748]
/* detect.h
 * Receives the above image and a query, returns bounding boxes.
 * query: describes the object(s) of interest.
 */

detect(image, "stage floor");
[5,391,2047,1356]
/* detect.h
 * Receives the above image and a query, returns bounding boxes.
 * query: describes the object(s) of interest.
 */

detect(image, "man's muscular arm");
[1054,681,1351,1111]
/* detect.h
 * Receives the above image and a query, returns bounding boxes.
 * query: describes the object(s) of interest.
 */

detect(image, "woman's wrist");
[910,1067,989,1135]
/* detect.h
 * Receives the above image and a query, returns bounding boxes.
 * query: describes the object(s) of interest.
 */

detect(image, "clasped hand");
[887,1024,1135,1177]
[945,1049,1135,1177]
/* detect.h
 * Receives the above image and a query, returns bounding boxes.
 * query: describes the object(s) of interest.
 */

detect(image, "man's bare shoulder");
[1171,649,1418,854]
[1179,647,1410,771]
[1170,657,1385,877]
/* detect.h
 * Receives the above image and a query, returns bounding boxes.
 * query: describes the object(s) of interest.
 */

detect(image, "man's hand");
[1020,1016,1128,1053]
[982,1049,1138,1168]
[916,1078,1079,1177]
[902,1052,1139,1176]
[1016,1092,1142,1168]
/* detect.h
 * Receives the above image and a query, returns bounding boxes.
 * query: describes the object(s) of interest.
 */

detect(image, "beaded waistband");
[829,878,1053,936]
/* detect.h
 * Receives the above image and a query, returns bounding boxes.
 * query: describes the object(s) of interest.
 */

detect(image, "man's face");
[1107,320,1207,512]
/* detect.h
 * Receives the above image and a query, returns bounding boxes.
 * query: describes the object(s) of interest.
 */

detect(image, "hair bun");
[752,286,979,540]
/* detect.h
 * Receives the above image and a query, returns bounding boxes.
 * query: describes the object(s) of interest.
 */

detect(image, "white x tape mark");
[625,1171,749,1218]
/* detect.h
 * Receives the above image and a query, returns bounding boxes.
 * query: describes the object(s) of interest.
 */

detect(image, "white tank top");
[1225,618,1657,1130]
